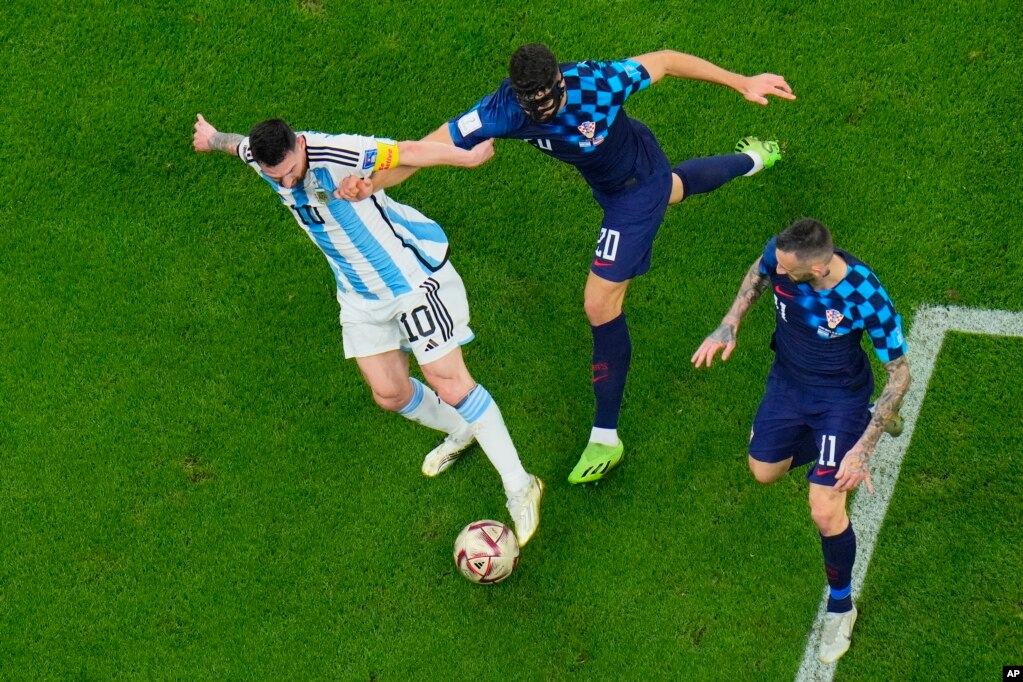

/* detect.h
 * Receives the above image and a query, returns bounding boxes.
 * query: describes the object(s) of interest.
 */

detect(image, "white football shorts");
[338,261,474,364]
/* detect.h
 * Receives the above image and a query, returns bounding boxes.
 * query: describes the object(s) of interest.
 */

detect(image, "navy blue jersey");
[448,60,657,194]
[760,237,907,390]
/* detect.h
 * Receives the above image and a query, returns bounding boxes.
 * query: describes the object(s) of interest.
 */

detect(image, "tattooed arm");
[193,114,243,156]
[691,256,771,368]
[834,355,912,494]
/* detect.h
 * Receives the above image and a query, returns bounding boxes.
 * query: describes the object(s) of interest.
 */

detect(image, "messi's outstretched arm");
[834,356,912,494]
[336,124,460,200]
[691,257,770,368]
[193,114,242,156]
[630,51,796,105]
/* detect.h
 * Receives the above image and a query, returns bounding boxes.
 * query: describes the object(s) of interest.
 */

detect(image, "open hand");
[834,447,874,494]
[691,323,738,368]
[740,74,796,106]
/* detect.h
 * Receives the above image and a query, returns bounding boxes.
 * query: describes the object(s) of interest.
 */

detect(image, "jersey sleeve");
[447,81,524,149]
[237,136,259,171]
[759,237,779,276]
[304,132,400,183]
[594,60,651,104]
[855,272,908,362]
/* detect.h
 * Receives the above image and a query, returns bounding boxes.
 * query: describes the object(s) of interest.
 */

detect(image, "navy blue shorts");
[589,123,673,282]
[749,366,872,487]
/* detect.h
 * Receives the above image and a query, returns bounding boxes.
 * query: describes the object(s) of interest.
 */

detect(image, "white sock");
[398,378,470,436]
[455,385,530,494]
[589,426,620,447]
[742,150,765,176]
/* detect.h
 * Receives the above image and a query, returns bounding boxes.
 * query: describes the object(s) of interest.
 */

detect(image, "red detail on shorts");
[816,467,836,476]
[593,260,614,268]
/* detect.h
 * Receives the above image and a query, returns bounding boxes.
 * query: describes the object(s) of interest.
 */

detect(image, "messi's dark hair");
[776,217,834,262]
[248,119,296,167]
[509,44,559,95]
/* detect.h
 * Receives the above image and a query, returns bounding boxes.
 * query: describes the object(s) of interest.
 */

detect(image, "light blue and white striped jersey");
[238,131,450,301]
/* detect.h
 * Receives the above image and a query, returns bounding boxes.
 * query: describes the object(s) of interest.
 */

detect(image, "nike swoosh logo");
[774,285,795,298]
[816,468,836,476]
[593,260,614,268]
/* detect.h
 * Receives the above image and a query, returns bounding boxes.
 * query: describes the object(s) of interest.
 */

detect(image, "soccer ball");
[453,520,520,584]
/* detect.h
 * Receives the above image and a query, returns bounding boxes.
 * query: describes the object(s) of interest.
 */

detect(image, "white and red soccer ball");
[453,520,519,584]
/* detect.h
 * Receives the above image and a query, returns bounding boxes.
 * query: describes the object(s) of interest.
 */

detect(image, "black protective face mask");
[514,77,564,121]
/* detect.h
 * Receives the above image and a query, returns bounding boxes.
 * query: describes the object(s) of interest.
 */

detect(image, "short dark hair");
[776,218,834,263]
[509,44,559,96]
[248,119,296,167]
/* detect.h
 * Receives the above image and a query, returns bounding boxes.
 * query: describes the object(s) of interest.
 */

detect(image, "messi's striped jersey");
[239,132,450,302]
[448,60,657,194]
[760,237,907,389]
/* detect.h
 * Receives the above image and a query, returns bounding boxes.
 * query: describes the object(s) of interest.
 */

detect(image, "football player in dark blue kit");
[340,44,795,484]
[691,218,912,664]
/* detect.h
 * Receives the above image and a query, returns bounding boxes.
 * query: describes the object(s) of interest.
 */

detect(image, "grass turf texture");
[1,0,1021,678]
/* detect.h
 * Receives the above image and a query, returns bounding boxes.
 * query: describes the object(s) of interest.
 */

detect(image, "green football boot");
[734,136,782,169]
[568,441,625,484]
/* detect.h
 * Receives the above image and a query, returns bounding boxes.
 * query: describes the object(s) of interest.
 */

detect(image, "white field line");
[795,305,1023,682]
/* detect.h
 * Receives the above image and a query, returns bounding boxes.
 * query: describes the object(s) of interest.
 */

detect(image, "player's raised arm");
[192,114,243,156]
[691,256,770,368]
[334,123,478,201]
[397,138,494,169]
[630,51,795,105]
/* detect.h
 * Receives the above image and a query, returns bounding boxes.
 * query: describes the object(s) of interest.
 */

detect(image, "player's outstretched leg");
[396,377,477,476]
[811,485,858,663]
[453,384,544,546]
[669,137,781,204]
[572,278,631,485]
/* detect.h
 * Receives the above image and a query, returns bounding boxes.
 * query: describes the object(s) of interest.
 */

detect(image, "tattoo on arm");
[210,132,244,156]
[721,257,770,330]
[857,355,912,457]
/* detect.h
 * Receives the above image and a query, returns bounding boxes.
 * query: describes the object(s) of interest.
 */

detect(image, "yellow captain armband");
[371,141,399,171]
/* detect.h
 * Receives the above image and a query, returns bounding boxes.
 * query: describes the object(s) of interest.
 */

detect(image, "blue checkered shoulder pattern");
[831,263,906,362]
[564,59,651,114]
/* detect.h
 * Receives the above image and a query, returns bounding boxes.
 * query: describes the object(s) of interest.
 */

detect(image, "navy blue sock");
[673,154,755,199]
[821,523,856,613]
[591,313,631,429]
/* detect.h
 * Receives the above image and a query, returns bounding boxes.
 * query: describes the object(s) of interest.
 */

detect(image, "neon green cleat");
[735,136,782,169]
[568,441,625,484]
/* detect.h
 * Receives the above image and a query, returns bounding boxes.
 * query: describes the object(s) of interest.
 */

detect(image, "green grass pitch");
[1,0,1021,678]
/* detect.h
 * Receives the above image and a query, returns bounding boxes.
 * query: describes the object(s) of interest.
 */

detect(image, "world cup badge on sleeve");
[577,121,596,139]
[825,309,844,329]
